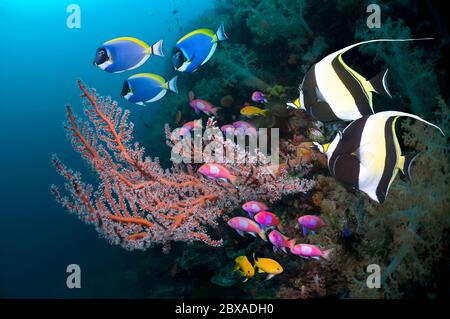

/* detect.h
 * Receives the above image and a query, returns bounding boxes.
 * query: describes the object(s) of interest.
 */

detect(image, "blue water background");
[0,0,214,298]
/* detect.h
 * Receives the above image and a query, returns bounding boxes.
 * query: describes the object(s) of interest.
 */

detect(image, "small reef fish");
[93,37,164,73]
[189,91,219,116]
[179,120,201,135]
[233,121,258,137]
[121,73,178,105]
[240,106,268,117]
[254,211,280,230]
[291,244,332,260]
[242,201,268,218]
[287,38,432,121]
[268,230,295,254]
[253,254,283,280]
[172,23,228,73]
[251,91,267,103]
[298,215,326,236]
[233,255,255,282]
[227,217,267,241]
[198,163,237,185]
[314,111,444,203]
[221,124,235,135]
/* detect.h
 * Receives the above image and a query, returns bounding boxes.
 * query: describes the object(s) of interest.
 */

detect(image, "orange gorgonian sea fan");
[51,80,314,252]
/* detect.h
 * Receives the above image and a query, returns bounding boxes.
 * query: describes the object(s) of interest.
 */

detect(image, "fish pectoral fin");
[236,229,246,237]
[258,268,265,273]
[249,232,257,238]
[312,257,321,260]
[243,278,249,283]
[266,274,275,280]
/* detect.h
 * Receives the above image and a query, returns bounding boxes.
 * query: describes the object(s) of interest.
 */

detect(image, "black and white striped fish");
[287,38,432,122]
[314,111,444,203]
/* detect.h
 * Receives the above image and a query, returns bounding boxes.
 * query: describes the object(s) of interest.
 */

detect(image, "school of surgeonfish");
[93,23,228,104]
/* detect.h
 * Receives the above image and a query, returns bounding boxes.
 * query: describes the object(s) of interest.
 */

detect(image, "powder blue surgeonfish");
[172,23,228,73]
[93,37,164,73]
[121,73,178,105]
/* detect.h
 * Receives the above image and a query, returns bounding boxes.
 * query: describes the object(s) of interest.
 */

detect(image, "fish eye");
[172,49,187,69]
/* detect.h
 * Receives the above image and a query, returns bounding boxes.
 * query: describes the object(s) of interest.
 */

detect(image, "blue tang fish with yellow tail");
[121,73,178,105]
[172,23,228,73]
[93,37,164,73]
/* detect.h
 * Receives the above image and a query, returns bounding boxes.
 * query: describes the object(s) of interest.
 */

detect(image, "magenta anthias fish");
[179,120,202,135]
[189,91,219,116]
[268,230,295,253]
[232,121,258,137]
[221,124,235,135]
[198,163,237,185]
[251,91,267,103]
[242,201,268,218]
[227,217,267,241]
[290,244,332,260]
[254,211,280,230]
[297,215,326,236]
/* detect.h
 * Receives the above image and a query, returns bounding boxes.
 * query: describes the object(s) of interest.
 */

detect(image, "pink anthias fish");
[254,211,280,230]
[242,201,268,218]
[232,121,257,137]
[298,215,326,236]
[290,244,332,260]
[251,91,267,103]
[179,120,202,135]
[221,124,235,135]
[198,163,238,185]
[189,91,219,116]
[227,216,267,241]
[268,230,295,254]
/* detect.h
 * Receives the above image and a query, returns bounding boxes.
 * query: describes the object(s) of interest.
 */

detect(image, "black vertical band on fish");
[330,57,373,116]
[302,65,340,121]
[375,117,398,203]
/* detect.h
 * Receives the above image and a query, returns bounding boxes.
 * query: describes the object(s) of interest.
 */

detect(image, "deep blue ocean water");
[0,0,214,298]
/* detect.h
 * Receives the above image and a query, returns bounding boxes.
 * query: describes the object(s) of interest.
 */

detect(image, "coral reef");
[52,80,314,252]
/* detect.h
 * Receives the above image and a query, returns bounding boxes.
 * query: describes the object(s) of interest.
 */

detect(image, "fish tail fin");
[252,252,257,268]
[211,107,220,116]
[150,39,164,57]
[368,69,391,98]
[288,239,296,250]
[213,22,229,43]
[400,152,420,183]
[258,229,268,242]
[277,223,283,232]
[167,76,178,94]
[322,248,333,261]
[261,109,269,116]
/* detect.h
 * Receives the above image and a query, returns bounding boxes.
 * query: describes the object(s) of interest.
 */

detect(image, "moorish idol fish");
[287,38,433,122]
[93,37,164,73]
[172,23,228,73]
[314,111,444,203]
[121,73,178,105]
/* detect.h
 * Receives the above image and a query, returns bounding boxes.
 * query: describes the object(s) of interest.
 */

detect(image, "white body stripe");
[314,54,363,120]
[357,114,390,202]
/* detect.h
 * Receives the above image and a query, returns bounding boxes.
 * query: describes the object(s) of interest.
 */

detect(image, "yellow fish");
[253,253,283,280]
[240,106,268,117]
[234,255,255,282]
